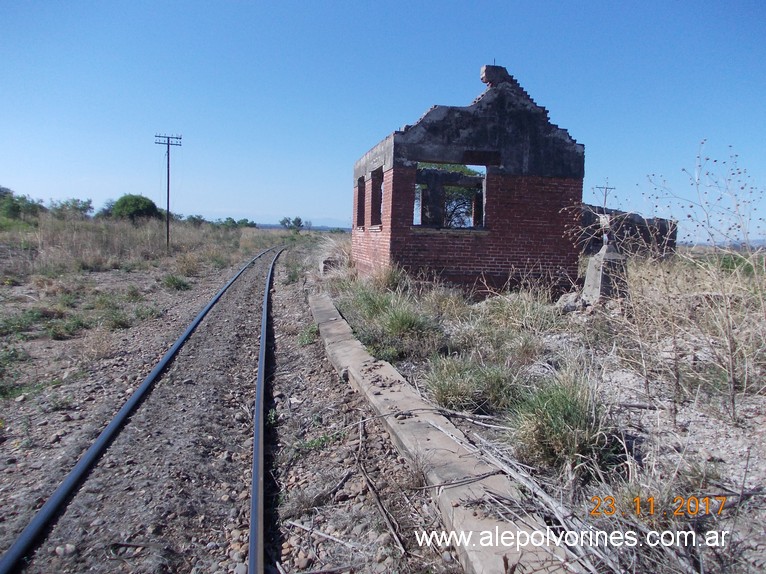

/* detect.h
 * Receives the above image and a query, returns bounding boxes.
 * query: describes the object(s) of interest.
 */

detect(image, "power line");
[154,134,182,253]
[594,179,615,209]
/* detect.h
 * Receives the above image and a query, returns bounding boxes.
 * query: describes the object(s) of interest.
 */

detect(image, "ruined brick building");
[352,65,584,288]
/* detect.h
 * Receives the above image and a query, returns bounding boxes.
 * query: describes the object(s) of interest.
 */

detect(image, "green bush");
[112,194,161,222]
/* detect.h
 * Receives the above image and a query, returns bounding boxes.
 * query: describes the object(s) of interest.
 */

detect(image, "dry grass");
[319,233,765,573]
[601,248,766,419]
[0,216,289,280]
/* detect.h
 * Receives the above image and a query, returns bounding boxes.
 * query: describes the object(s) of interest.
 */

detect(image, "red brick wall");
[352,167,581,287]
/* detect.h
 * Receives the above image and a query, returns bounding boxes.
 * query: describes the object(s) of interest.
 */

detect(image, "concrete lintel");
[309,293,566,574]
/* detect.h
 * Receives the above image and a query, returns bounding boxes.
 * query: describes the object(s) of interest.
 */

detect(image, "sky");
[1,1,765,232]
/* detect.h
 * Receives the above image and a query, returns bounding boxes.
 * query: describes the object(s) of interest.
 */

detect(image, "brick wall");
[352,167,581,287]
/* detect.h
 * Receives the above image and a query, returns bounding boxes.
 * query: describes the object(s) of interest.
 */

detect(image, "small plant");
[124,284,143,302]
[383,305,431,337]
[510,369,622,483]
[266,408,278,427]
[299,433,335,451]
[211,255,229,269]
[0,345,29,397]
[0,309,44,337]
[134,305,163,321]
[426,355,524,414]
[47,393,74,411]
[46,314,89,340]
[285,265,301,284]
[297,323,319,346]
[101,308,132,330]
[56,292,78,308]
[162,274,191,291]
[353,287,393,319]
[175,253,201,277]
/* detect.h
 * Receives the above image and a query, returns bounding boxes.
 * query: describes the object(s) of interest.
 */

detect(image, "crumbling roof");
[356,65,584,180]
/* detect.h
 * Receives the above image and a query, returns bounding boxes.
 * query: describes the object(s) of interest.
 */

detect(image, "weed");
[285,265,301,284]
[79,327,114,361]
[0,345,29,397]
[124,284,143,302]
[370,264,411,293]
[56,292,78,308]
[91,291,121,310]
[46,314,89,339]
[297,323,318,346]
[207,252,230,269]
[299,433,336,451]
[0,309,44,337]
[354,287,393,319]
[134,305,163,321]
[266,408,278,427]
[162,274,191,291]
[383,305,431,337]
[47,393,74,411]
[101,308,132,330]
[175,253,201,277]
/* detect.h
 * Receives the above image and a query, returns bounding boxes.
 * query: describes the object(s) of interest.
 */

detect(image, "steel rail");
[0,247,278,574]
[249,247,284,574]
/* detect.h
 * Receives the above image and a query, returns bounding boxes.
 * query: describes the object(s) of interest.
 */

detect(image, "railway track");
[1,247,282,574]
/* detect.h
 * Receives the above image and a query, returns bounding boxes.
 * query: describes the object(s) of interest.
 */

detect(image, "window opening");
[414,163,485,228]
[356,176,366,227]
[370,168,383,227]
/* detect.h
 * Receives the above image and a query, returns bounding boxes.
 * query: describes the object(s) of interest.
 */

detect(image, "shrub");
[175,253,201,277]
[112,194,161,222]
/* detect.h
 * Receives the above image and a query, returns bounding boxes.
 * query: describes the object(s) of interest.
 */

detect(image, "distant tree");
[186,214,206,227]
[112,194,161,222]
[49,198,93,220]
[280,216,305,232]
[96,199,115,219]
[0,187,45,220]
[0,193,21,219]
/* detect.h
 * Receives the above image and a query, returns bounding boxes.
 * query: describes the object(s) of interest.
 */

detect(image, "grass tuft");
[426,355,525,414]
[162,274,191,291]
[510,367,623,483]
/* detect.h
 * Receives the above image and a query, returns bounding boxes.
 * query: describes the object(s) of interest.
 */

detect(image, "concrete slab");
[309,293,567,574]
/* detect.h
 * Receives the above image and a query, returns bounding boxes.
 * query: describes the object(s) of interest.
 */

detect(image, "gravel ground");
[266,251,460,573]
[0,247,460,573]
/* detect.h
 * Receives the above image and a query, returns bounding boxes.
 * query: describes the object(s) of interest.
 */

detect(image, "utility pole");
[594,179,615,209]
[594,179,616,246]
[154,134,182,253]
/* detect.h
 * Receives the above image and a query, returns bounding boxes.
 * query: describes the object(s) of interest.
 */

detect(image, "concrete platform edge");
[308,292,565,574]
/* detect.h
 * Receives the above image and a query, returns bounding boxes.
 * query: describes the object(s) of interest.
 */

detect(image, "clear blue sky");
[2,1,764,231]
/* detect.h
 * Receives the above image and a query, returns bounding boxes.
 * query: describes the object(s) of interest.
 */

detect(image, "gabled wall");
[352,66,584,288]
